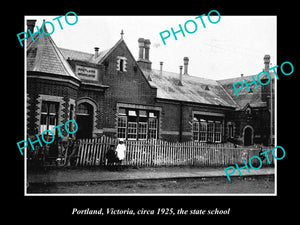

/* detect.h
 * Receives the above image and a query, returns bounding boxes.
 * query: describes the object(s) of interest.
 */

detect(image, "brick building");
[26,20,274,147]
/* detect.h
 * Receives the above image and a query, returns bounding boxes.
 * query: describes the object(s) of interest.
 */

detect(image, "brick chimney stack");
[138,38,145,60]
[160,62,163,76]
[264,54,271,72]
[137,38,152,71]
[144,39,151,61]
[178,65,183,86]
[94,47,99,58]
[27,20,37,33]
[183,57,189,75]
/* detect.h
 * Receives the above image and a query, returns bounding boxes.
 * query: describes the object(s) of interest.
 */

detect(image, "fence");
[75,136,274,167]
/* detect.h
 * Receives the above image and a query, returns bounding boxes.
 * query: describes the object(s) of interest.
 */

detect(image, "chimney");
[264,54,271,71]
[160,62,163,76]
[177,65,183,86]
[183,57,189,75]
[27,20,36,33]
[138,38,145,60]
[144,39,151,61]
[94,47,99,58]
[137,38,152,71]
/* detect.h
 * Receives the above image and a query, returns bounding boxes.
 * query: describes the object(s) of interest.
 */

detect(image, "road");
[28,175,274,194]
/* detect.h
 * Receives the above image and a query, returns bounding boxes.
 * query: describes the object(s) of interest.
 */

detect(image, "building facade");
[26,20,274,147]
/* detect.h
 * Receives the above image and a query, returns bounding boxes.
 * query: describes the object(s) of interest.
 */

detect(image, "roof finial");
[120,29,124,39]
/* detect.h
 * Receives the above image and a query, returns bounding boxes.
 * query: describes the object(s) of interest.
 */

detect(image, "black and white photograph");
[23,14,277,195]
[14,7,298,221]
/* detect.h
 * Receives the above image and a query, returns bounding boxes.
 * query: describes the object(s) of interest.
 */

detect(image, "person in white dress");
[115,138,126,170]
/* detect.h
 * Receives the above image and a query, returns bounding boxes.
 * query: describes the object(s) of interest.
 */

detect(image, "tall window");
[214,121,222,142]
[40,101,59,136]
[192,115,223,143]
[117,108,159,140]
[207,121,214,142]
[117,116,127,139]
[119,59,124,72]
[127,110,138,140]
[227,122,235,139]
[138,110,148,140]
[192,118,199,141]
[199,119,207,142]
[148,118,158,139]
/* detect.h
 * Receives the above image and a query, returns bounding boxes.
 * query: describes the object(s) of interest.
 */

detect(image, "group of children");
[106,138,126,171]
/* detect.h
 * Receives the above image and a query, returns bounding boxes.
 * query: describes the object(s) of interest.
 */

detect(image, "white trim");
[193,111,225,117]
[117,102,162,112]
[161,130,180,135]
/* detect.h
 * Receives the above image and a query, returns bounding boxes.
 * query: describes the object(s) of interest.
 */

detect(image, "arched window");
[243,125,254,146]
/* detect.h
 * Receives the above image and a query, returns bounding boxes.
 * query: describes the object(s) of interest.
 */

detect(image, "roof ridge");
[216,80,239,108]
[58,47,93,56]
[96,38,124,64]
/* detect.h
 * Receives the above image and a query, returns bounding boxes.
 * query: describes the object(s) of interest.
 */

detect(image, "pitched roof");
[218,73,272,109]
[26,30,79,81]
[59,47,111,64]
[148,69,238,108]
[58,38,125,65]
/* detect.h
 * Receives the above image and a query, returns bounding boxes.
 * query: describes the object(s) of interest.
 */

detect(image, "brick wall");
[102,40,157,130]
[27,75,80,137]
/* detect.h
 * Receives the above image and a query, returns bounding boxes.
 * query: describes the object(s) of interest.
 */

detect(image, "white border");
[24,15,277,197]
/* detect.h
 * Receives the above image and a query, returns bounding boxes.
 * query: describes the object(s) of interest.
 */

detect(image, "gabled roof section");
[148,69,238,108]
[217,73,271,109]
[58,38,123,65]
[26,28,79,81]
[59,47,111,64]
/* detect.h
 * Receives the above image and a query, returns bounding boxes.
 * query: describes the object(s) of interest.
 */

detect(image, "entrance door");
[76,103,93,139]
[244,127,253,146]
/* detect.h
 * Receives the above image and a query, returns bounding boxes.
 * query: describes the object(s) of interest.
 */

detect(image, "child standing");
[115,138,126,170]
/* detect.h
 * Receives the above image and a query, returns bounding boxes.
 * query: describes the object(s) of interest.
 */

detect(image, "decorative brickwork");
[61,96,70,137]
[27,93,40,136]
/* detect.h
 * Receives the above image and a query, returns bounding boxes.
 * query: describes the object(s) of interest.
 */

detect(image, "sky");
[25,15,276,80]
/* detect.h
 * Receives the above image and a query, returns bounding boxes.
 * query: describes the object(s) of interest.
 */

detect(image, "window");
[214,121,222,143]
[138,122,148,140]
[117,108,159,140]
[227,122,234,139]
[207,121,214,142]
[40,101,59,136]
[117,56,127,72]
[148,118,157,139]
[117,116,127,139]
[120,59,124,72]
[199,119,207,142]
[192,115,223,143]
[192,118,199,141]
[127,122,137,140]
[77,103,90,115]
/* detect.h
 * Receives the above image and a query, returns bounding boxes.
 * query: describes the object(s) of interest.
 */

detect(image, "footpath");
[27,166,275,184]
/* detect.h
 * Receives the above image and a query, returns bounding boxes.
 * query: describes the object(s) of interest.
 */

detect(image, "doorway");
[244,126,253,146]
[76,102,93,139]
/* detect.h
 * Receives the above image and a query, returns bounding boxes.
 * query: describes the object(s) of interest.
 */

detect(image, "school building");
[26,20,275,147]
